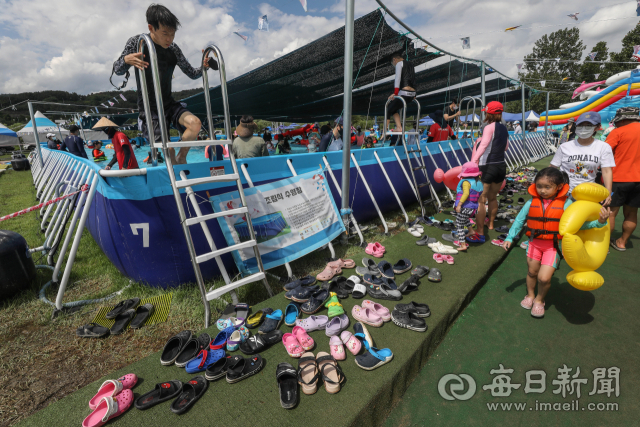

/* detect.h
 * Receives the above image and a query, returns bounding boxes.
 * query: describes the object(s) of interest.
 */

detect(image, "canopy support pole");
[480,61,486,123]
[521,84,527,156]
[544,91,550,144]
[340,0,355,241]
[28,102,44,168]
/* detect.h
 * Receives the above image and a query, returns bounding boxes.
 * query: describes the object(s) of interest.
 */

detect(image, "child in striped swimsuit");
[454,162,484,251]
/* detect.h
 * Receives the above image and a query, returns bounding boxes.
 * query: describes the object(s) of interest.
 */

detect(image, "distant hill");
[0,88,203,125]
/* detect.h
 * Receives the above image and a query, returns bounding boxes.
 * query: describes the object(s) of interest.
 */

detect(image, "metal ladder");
[383,97,436,217]
[137,35,272,328]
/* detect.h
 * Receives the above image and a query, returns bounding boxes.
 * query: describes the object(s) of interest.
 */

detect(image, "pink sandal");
[292,325,315,351]
[520,295,534,309]
[531,301,546,318]
[282,333,304,357]
[328,258,356,269]
[330,336,346,360]
[443,255,454,265]
[372,242,385,253]
[365,243,384,258]
[82,390,133,427]
[88,374,137,410]
[362,300,391,322]
[433,253,444,264]
[340,331,362,355]
[316,265,338,281]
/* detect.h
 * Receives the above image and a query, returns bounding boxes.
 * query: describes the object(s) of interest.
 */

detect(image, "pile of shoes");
[76,298,155,339]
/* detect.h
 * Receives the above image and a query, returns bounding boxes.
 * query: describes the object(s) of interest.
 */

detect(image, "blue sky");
[0,0,637,94]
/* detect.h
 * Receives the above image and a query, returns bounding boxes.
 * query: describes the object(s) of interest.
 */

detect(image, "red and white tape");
[0,184,90,222]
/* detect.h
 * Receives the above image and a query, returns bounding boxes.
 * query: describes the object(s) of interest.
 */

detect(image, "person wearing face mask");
[550,111,614,201]
[443,98,461,129]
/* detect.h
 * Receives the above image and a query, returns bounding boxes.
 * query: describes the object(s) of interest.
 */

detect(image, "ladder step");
[167,139,232,148]
[205,272,266,302]
[176,173,240,188]
[185,207,248,226]
[196,239,258,264]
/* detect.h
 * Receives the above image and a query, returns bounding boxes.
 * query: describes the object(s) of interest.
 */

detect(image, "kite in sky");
[568,12,579,21]
[234,31,248,42]
[461,37,470,49]
[540,80,546,87]
[505,25,521,32]
[258,15,269,31]
[588,52,597,61]
[632,45,640,62]
[300,0,307,12]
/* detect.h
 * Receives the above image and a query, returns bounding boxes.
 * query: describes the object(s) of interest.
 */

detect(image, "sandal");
[292,325,315,350]
[245,308,273,329]
[521,295,534,310]
[134,380,182,410]
[110,309,135,335]
[160,330,193,366]
[433,253,444,264]
[297,352,319,395]
[239,330,283,355]
[82,390,133,427]
[130,303,154,329]
[170,376,208,414]
[531,301,546,318]
[316,265,338,281]
[89,374,137,410]
[443,255,454,265]
[106,298,140,320]
[352,283,367,299]
[76,323,110,339]
[317,352,345,394]
[226,355,264,383]
[340,330,362,355]
[276,363,299,409]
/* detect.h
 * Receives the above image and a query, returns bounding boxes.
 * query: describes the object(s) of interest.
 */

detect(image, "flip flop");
[352,283,367,299]
[110,309,135,335]
[277,363,299,409]
[135,380,183,410]
[610,238,626,252]
[76,323,110,339]
[239,330,283,355]
[170,376,208,414]
[105,298,140,320]
[428,268,442,282]
[433,253,444,264]
[130,303,154,329]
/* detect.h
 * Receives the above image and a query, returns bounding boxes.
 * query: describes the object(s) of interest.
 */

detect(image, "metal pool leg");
[456,140,470,162]
[373,151,409,223]
[350,153,389,234]
[446,141,463,166]
[321,157,365,247]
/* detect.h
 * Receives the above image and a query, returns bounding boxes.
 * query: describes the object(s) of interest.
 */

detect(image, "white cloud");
[0,0,636,96]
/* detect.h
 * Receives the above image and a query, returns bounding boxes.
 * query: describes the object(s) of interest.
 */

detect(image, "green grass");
[0,166,424,426]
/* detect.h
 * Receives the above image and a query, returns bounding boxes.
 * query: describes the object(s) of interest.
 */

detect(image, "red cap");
[482,101,504,114]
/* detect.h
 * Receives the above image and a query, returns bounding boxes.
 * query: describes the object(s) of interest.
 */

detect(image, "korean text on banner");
[210,169,345,274]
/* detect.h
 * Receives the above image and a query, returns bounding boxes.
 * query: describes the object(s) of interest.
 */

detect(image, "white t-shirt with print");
[550,139,615,193]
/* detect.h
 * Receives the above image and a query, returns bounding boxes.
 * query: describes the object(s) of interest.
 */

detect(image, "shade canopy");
[0,122,19,147]
[17,111,69,144]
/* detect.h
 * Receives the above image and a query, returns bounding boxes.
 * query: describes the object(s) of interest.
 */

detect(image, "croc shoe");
[185,348,226,374]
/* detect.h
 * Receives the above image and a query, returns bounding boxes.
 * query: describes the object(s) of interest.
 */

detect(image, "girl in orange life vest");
[501,168,610,318]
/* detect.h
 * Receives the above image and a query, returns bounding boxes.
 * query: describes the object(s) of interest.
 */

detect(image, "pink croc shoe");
[88,373,137,410]
[531,301,546,318]
[292,325,315,351]
[362,300,391,322]
[330,336,346,360]
[365,243,384,258]
[316,265,338,281]
[520,295,534,309]
[351,305,383,327]
[373,242,386,253]
[282,333,304,358]
[83,389,133,427]
[340,331,362,355]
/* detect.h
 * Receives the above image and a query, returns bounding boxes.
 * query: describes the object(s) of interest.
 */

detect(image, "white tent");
[525,111,540,122]
[0,122,19,147]
[17,111,68,144]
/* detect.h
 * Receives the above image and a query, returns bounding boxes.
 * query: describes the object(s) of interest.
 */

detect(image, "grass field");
[0,166,419,426]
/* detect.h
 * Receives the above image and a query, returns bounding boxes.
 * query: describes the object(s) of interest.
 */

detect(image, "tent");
[0,122,19,147]
[503,110,539,122]
[17,111,68,144]
[525,110,540,122]
[459,114,480,122]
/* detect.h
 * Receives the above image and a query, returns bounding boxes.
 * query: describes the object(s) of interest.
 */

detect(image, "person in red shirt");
[92,117,139,170]
[426,110,456,142]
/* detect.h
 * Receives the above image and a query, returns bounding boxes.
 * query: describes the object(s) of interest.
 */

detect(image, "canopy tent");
[17,111,68,144]
[459,114,480,122]
[182,10,442,121]
[503,110,538,122]
[78,113,138,141]
[0,122,19,147]
[418,117,435,126]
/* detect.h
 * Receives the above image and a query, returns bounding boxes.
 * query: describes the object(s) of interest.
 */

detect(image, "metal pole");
[341,0,355,229]
[481,61,486,123]
[521,84,527,156]
[28,102,44,168]
[76,114,87,141]
[544,91,550,145]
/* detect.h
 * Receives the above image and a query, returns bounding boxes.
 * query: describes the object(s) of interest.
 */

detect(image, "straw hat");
[92,117,119,130]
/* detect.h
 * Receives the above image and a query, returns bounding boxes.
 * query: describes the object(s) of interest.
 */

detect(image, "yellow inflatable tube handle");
[559,182,610,291]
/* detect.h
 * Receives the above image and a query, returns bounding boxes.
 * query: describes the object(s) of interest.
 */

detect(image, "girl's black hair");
[147,4,181,31]
[534,167,566,186]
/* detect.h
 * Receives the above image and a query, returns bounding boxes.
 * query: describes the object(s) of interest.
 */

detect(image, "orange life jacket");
[525,183,570,240]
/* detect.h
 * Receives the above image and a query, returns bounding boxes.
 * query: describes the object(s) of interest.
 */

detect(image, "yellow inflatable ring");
[105,144,114,149]
[559,182,610,291]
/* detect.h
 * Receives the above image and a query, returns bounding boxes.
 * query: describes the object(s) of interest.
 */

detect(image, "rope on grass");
[0,184,89,222]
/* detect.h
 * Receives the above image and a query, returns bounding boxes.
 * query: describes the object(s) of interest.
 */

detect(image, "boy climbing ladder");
[112,4,216,164]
